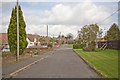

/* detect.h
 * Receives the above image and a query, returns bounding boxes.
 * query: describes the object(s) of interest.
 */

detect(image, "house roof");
[0,33,8,44]
[27,34,40,42]
[0,33,40,44]
[0,33,51,44]
[97,38,107,42]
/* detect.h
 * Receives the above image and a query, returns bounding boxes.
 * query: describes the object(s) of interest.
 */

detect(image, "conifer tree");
[104,23,120,40]
[8,5,28,55]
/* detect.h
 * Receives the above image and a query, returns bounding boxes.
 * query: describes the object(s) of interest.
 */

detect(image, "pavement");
[2,51,53,78]
[2,44,100,78]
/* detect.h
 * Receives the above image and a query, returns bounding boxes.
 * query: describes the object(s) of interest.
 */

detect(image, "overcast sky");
[0,0,119,38]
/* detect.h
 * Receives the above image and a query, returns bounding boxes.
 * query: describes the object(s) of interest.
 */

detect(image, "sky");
[0,0,119,38]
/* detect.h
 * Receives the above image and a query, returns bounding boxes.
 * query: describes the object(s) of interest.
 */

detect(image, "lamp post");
[16,0,19,61]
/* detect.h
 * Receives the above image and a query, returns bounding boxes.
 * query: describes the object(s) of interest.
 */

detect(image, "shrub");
[83,41,96,51]
[73,44,85,49]
[34,50,39,55]
[48,43,53,48]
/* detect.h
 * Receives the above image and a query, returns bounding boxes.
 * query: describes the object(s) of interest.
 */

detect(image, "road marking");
[9,55,50,77]
[44,55,49,58]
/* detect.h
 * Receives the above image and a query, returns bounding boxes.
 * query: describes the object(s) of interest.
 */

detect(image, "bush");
[73,44,85,49]
[48,43,53,48]
[34,50,39,55]
[83,41,96,51]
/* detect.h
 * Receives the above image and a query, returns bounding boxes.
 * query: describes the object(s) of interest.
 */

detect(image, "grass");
[68,44,73,48]
[74,49,119,78]
[2,52,15,58]
[0,52,2,57]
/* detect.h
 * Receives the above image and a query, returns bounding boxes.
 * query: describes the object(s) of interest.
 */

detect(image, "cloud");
[26,24,80,38]
[1,1,117,38]
[1,16,10,26]
[1,0,120,2]
[24,1,111,25]
[0,25,8,33]
[0,15,10,33]
[26,25,47,35]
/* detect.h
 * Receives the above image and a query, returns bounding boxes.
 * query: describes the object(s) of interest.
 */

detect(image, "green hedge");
[73,44,85,49]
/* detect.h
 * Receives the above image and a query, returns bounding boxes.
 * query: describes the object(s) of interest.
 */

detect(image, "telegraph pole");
[59,32,61,45]
[53,34,54,47]
[47,25,48,48]
[16,0,19,61]
[47,25,48,37]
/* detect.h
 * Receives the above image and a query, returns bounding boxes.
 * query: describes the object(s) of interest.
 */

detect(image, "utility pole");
[47,25,48,37]
[59,32,61,45]
[47,25,48,48]
[53,34,54,47]
[16,0,19,61]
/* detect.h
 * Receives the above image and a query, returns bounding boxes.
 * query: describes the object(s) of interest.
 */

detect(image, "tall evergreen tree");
[8,5,28,55]
[104,23,120,40]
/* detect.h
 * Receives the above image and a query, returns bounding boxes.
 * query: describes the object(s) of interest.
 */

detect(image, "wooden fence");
[97,40,120,50]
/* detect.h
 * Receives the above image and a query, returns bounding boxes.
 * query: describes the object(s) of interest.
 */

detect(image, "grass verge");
[74,49,118,78]
[68,44,73,48]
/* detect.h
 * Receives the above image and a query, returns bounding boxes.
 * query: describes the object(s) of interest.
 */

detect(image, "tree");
[61,35,65,38]
[67,33,73,39]
[104,23,120,40]
[58,35,61,38]
[78,24,99,51]
[8,5,28,55]
[66,33,73,44]
[98,29,103,38]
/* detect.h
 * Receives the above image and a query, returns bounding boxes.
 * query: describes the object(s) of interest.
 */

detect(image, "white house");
[0,33,42,52]
[26,34,41,48]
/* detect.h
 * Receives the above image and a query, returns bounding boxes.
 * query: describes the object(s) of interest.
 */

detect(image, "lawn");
[68,44,73,48]
[74,49,118,78]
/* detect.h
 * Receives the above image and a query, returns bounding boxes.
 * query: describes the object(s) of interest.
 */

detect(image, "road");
[12,44,100,78]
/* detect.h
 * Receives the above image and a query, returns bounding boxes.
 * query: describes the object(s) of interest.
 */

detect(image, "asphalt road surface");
[13,45,100,78]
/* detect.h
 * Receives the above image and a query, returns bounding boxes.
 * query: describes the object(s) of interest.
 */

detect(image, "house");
[97,38,120,50]
[0,33,53,52]
[0,33,42,52]
[97,38,107,42]
[26,34,41,48]
[0,33,10,52]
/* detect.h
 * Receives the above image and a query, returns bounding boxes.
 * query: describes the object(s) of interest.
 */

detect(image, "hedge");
[73,44,85,49]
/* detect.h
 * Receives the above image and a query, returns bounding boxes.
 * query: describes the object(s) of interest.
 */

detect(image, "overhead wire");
[96,9,120,24]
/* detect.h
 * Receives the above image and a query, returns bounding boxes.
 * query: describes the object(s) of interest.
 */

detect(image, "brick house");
[0,33,10,52]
